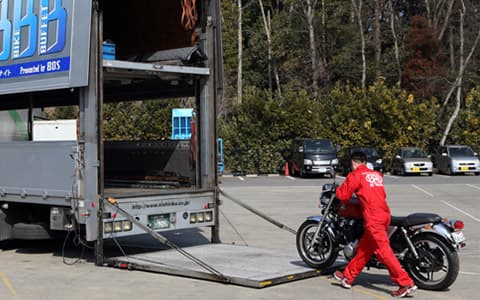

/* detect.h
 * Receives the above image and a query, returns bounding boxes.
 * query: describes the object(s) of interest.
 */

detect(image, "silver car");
[435,145,480,175]
[391,147,433,176]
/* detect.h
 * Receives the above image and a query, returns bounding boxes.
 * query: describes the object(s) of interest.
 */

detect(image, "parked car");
[434,145,480,175]
[288,138,338,177]
[391,147,433,176]
[338,146,384,176]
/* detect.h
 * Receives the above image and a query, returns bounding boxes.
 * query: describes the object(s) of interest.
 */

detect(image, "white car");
[391,147,433,176]
[435,145,480,175]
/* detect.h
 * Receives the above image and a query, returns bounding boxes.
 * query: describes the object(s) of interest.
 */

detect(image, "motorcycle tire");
[404,233,459,290]
[296,220,338,269]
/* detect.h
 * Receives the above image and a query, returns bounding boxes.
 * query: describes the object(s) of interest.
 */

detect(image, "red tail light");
[453,220,464,230]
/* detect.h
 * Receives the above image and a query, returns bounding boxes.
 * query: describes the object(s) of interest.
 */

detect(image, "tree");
[401,16,447,100]
[440,0,480,145]
[351,0,367,90]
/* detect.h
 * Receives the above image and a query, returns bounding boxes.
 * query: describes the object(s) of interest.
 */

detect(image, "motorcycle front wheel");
[404,234,459,290]
[296,220,338,269]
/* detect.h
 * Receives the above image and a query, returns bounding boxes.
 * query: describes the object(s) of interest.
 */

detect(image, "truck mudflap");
[105,244,333,288]
[101,198,336,288]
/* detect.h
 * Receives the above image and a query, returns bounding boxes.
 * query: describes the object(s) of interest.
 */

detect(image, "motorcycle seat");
[390,213,442,227]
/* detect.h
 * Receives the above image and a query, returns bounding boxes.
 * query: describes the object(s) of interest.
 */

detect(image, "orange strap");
[181,0,198,30]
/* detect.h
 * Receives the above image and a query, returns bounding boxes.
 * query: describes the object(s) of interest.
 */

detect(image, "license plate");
[452,231,466,244]
[460,166,469,171]
[412,167,420,172]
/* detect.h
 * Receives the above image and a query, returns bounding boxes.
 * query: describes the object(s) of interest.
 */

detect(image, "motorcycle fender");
[414,224,457,250]
[306,215,330,223]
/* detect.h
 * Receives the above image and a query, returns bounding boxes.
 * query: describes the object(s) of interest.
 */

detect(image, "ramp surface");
[106,243,334,288]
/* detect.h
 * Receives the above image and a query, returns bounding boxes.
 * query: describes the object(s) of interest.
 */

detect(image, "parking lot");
[1,173,479,300]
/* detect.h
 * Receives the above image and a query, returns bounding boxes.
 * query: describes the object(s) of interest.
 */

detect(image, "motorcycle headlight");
[376,159,382,164]
[304,159,313,165]
[366,162,374,170]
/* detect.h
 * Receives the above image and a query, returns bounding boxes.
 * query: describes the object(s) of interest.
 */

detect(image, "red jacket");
[336,164,390,226]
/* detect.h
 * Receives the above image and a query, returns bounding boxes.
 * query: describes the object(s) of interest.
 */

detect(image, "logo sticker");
[364,172,384,187]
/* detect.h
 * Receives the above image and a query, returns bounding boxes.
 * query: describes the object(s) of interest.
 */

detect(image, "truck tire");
[12,223,52,240]
[0,210,13,242]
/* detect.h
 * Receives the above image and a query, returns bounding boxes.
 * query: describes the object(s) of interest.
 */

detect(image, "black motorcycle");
[296,172,466,290]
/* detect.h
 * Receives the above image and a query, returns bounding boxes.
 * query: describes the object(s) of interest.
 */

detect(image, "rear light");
[104,220,133,233]
[189,211,213,224]
[205,211,213,222]
[104,222,113,233]
[453,220,464,230]
[113,221,123,232]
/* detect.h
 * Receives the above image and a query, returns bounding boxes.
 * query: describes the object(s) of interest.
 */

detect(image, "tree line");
[219,0,480,174]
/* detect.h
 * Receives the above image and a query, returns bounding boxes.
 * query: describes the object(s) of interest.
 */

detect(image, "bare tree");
[388,0,401,85]
[440,0,480,145]
[351,0,366,90]
[258,0,282,98]
[301,0,320,99]
[374,0,382,80]
[424,0,456,41]
[237,0,243,104]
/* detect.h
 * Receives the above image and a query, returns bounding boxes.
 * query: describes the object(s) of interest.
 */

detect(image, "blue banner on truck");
[0,0,92,95]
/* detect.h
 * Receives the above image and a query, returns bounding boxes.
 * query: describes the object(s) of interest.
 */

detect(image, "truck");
[0,1,320,287]
[0,0,221,253]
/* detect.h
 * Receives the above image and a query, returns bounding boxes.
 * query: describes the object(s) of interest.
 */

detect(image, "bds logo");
[0,0,67,61]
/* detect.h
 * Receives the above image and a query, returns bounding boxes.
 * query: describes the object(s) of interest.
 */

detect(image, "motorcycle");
[296,170,467,290]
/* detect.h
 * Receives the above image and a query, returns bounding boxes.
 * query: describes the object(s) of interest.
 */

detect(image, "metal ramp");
[105,243,332,288]
[102,193,339,288]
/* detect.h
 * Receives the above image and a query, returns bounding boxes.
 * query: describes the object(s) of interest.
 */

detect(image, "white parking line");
[385,174,400,179]
[238,177,245,181]
[435,174,451,178]
[466,184,480,191]
[442,200,480,223]
[411,184,434,197]
[460,271,480,276]
[286,176,296,180]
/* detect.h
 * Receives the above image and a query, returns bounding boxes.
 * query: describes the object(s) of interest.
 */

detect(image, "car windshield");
[352,147,379,158]
[401,149,428,158]
[304,140,335,154]
[448,147,474,157]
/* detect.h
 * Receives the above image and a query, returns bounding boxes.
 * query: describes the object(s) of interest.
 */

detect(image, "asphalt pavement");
[1,173,479,300]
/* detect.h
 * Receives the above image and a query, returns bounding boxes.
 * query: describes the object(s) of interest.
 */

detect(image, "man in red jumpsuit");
[333,151,417,298]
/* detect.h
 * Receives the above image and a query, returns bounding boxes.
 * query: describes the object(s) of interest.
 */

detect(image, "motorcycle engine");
[339,219,363,261]
[343,240,358,260]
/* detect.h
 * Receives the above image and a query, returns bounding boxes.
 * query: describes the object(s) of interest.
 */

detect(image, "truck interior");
[0,0,211,198]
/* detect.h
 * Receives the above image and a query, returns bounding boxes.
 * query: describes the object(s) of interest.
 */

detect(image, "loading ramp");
[101,198,340,288]
[106,243,335,288]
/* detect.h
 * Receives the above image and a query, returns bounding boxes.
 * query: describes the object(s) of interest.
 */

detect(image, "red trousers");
[343,221,414,287]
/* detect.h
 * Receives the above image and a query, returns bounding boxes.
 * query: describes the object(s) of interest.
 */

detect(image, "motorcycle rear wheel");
[405,234,459,290]
[296,220,338,269]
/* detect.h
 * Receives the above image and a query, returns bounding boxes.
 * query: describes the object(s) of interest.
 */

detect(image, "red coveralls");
[336,164,413,287]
